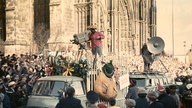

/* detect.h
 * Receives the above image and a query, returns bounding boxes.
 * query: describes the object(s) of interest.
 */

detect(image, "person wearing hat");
[0,79,5,108]
[169,85,180,108]
[108,97,120,108]
[55,87,83,108]
[125,98,136,108]
[157,84,177,108]
[88,25,105,68]
[178,77,188,96]
[86,90,99,108]
[0,77,10,108]
[125,79,139,100]
[5,74,11,81]
[181,83,192,108]
[135,88,149,108]
[7,81,17,108]
[98,103,107,108]
[147,91,164,108]
[186,83,192,90]
[0,63,7,78]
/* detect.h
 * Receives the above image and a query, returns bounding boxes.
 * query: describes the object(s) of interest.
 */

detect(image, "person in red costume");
[89,25,105,68]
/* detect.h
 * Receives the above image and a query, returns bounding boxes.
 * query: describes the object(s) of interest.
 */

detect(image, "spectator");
[169,85,180,108]
[0,81,5,108]
[135,88,149,108]
[86,90,99,108]
[175,73,181,82]
[5,75,11,87]
[15,84,28,107]
[26,76,36,96]
[181,84,192,108]
[147,90,164,108]
[166,86,172,95]
[125,79,139,100]
[0,64,6,78]
[6,81,17,108]
[0,77,10,108]
[98,103,107,108]
[108,97,120,108]
[157,84,177,108]
[55,87,83,108]
[125,99,136,108]
[179,78,188,95]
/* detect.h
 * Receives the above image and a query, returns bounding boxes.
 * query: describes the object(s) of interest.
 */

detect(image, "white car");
[26,76,87,108]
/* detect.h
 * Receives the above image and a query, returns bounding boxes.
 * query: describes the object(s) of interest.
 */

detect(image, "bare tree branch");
[34,23,50,53]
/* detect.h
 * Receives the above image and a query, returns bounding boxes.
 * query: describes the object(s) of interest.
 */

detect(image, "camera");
[70,31,91,50]
[70,31,90,44]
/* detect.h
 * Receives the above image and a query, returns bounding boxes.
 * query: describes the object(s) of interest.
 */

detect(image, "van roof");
[37,76,84,82]
[129,71,167,79]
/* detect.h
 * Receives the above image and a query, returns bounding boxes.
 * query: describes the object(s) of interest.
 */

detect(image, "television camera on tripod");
[70,31,91,50]
[70,31,92,62]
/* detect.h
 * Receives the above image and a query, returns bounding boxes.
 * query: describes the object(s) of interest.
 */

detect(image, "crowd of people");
[125,77,192,108]
[0,51,191,108]
[0,53,49,108]
[55,76,192,108]
[126,54,191,78]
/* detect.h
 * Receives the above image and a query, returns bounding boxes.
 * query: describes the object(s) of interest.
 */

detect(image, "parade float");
[48,35,173,99]
[26,29,128,108]
[27,31,178,108]
[47,31,121,101]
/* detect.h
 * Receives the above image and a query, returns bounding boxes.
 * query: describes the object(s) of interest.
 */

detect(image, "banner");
[118,74,129,90]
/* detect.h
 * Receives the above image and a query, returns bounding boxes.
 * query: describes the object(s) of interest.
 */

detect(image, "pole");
[184,41,186,64]
[172,0,174,56]
[159,59,169,73]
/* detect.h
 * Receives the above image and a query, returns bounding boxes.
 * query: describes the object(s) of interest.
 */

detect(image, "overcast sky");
[157,0,192,56]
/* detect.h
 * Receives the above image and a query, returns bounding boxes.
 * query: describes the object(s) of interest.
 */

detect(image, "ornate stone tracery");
[0,0,156,56]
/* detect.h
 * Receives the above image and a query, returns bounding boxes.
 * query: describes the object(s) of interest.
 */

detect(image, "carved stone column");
[48,0,61,51]
[4,0,33,55]
[48,0,76,51]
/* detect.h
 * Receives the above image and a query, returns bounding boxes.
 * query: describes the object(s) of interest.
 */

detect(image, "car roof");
[37,76,84,82]
[129,71,167,79]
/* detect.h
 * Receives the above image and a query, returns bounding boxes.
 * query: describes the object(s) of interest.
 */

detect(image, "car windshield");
[32,80,85,97]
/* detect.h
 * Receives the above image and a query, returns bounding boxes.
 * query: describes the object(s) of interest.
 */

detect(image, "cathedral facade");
[0,0,157,56]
